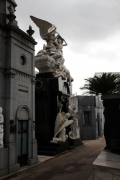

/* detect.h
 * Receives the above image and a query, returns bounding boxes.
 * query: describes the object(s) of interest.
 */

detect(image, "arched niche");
[16,105,31,120]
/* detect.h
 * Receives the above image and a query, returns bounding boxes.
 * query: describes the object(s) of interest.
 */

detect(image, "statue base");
[35,73,72,155]
[68,138,83,149]
[38,141,69,156]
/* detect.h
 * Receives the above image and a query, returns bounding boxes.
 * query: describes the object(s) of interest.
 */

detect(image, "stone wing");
[54,120,73,138]
[30,16,55,40]
[54,113,64,137]
[54,112,73,138]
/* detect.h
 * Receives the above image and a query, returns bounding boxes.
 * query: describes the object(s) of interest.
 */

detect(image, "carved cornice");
[5,24,37,46]
[14,69,35,79]
[4,69,16,78]
[0,66,35,80]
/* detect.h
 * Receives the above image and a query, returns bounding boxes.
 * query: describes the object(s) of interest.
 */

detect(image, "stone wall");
[0,0,38,176]
[69,96,104,140]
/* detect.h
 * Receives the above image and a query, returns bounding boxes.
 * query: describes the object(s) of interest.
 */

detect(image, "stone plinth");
[35,73,72,155]
[69,138,83,149]
[35,55,55,73]
[93,150,120,180]
[38,141,69,156]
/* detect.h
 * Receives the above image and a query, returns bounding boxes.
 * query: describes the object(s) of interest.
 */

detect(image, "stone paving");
[0,138,105,180]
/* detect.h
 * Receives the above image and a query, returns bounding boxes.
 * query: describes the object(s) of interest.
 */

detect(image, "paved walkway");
[1,138,105,180]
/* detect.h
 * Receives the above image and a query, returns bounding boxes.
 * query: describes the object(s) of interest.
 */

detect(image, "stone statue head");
[72,106,76,111]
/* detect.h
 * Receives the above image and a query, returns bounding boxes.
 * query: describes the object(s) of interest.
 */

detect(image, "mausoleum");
[0,0,38,176]
[69,95,104,140]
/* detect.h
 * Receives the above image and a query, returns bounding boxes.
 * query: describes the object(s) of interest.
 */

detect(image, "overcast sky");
[15,0,120,95]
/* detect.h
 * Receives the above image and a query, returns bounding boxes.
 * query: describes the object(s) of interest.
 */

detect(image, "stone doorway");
[17,120,28,166]
[16,106,31,166]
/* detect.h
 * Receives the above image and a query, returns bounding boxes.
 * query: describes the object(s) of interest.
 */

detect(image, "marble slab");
[93,150,120,179]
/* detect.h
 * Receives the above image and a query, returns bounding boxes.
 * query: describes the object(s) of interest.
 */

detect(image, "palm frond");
[80,73,120,95]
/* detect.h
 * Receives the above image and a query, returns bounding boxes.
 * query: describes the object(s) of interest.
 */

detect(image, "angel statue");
[51,104,73,143]
[68,105,82,140]
[31,16,61,57]
[30,16,73,84]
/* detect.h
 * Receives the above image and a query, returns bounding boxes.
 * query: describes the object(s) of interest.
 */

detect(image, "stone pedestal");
[35,73,72,155]
[69,138,83,149]
[93,150,120,180]
[38,141,69,156]
[0,148,8,177]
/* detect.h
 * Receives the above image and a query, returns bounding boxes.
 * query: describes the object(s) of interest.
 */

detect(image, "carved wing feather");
[54,113,73,138]
[54,119,73,138]
[30,16,54,40]
[54,113,64,136]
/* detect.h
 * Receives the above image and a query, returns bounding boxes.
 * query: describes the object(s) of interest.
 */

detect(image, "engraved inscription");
[18,85,28,93]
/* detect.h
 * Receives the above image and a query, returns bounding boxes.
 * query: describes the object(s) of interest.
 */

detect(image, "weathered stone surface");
[0,148,8,169]
[0,167,8,177]
[93,150,120,180]
[9,164,20,174]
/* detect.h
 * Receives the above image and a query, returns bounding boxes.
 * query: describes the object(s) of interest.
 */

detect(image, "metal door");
[17,120,28,166]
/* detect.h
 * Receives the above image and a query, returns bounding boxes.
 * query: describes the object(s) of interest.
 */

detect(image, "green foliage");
[80,73,120,95]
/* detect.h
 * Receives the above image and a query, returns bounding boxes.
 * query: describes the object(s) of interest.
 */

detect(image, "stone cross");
[0,107,4,146]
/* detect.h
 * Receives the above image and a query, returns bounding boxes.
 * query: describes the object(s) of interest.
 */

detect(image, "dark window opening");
[83,111,91,125]
[20,55,26,66]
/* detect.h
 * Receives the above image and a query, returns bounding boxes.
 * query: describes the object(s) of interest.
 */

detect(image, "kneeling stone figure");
[51,105,73,143]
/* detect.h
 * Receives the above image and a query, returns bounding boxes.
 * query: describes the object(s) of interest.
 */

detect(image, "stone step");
[38,150,57,156]
[38,146,58,151]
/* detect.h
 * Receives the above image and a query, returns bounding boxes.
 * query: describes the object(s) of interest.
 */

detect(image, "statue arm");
[62,39,67,46]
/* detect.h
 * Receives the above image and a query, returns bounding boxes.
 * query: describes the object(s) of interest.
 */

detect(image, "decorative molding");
[0,66,35,79]
[4,69,16,78]
[15,70,32,79]
[26,25,34,37]
[16,105,31,120]
[5,25,37,46]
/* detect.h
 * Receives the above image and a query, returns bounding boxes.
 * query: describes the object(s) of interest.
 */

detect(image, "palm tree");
[80,73,120,96]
